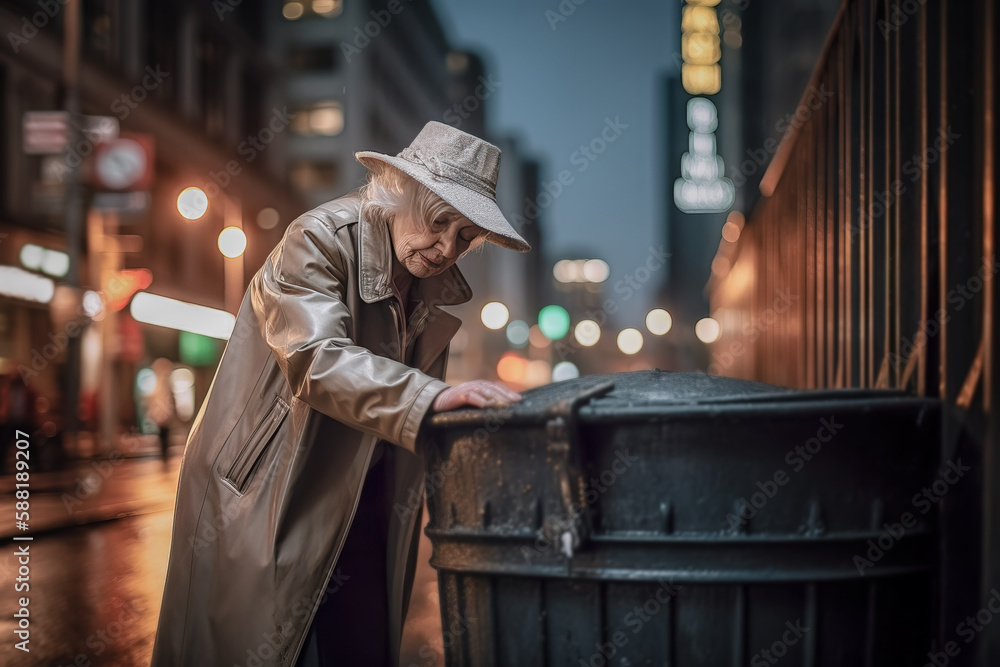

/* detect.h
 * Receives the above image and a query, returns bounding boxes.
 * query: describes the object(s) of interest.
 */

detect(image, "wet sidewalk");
[1,433,182,541]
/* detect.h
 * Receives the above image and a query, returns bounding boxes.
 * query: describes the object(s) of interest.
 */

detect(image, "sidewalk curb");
[1,499,175,543]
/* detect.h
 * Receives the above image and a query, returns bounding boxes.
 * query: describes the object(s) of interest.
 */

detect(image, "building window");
[82,0,119,66]
[143,3,180,105]
[288,45,339,73]
[290,161,340,193]
[198,33,227,140]
[290,101,344,136]
[283,0,343,20]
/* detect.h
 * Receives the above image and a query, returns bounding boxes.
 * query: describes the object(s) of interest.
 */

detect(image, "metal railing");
[709,0,997,662]
[711,0,994,404]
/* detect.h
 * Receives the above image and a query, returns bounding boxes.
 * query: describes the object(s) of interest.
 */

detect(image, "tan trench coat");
[150,192,471,666]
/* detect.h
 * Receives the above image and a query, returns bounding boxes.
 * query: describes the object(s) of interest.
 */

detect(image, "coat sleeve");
[248,213,451,456]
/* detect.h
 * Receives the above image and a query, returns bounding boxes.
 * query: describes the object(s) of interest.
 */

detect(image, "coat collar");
[356,197,475,310]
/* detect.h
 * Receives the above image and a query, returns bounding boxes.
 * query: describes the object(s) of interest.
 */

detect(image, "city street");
[0,442,447,667]
[0,447,180,667]
[0,0,997,663]
[0,510,173,667]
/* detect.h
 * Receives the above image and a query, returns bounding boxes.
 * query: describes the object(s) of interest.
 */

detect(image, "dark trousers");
[294,449,393,667]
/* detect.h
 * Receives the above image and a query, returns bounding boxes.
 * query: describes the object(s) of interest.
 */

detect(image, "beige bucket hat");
[355,121,531,253]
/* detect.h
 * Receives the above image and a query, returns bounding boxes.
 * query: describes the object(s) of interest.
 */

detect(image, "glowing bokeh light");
[695,317,722,343]
[505,320,530,347]
[573,320,601,347]
[645,309,673,335]
[538,305,570,341]
[481,302,510,330]
[552,361,580,382]
[218,227,248,258]
[177,187,209,220]
[617,328,644,355]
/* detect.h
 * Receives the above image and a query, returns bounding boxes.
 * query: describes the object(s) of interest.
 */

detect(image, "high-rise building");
[267,0,459,206]
[0,0,301,449]
[659,0,839,371]
[269,1,545,383]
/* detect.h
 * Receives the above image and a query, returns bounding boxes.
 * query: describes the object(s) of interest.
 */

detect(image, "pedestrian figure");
[148,358,176,462]
[0,366,35,474]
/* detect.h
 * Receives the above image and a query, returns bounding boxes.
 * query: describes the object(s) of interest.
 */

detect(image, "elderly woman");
[151,121,529,667]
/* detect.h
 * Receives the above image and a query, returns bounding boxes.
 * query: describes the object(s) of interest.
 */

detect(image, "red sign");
[93,133,155,192]
[118,311,145,363]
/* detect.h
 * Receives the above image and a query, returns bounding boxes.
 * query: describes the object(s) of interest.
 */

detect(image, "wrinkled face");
[389,209,483,278]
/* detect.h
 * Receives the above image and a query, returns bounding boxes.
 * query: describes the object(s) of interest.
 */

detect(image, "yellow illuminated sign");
[681,5,720,34]
[682,32,721,66]
[682,64,721,95]
[681,0,721,95]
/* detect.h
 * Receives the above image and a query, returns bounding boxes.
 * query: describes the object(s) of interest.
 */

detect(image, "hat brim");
[356,151,531,253]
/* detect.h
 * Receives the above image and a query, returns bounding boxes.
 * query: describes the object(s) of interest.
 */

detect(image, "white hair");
[359,161,488,256]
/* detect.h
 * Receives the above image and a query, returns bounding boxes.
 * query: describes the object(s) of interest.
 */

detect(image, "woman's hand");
[432,380,522,411]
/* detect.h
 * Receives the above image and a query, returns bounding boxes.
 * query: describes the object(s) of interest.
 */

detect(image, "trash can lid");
[426,369,913,428]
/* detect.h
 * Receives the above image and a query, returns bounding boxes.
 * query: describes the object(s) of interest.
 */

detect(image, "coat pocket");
[221,395,290,496]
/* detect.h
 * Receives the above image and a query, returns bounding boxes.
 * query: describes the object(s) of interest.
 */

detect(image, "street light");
[574,319,601,346]
[646,308,673,335]
[177,187,208,220]
[695,317,721,343]
[218,226,247,258]
[481,301,509,330]
[617,328,644,354]
[181,187,246,312]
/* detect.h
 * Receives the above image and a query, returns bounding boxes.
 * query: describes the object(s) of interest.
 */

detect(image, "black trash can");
[421,370,944,666]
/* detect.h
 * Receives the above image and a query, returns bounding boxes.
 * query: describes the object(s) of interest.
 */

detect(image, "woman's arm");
[249,213,449,456]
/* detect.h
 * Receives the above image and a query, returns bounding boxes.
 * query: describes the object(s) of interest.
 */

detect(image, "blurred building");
[268,0,545,384]
[447,135,545,385]
[268,0,461,206]
[659,0,839,371]
[660,72,719,370]
[719,0,840,212]
[0,0,303,452]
